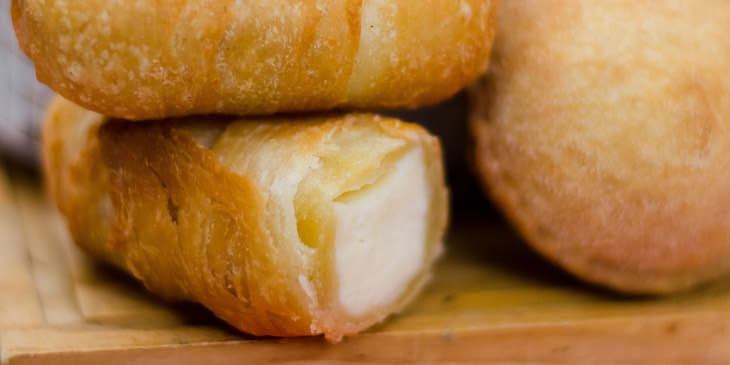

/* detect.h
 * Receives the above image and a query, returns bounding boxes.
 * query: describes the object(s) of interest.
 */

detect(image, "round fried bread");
[471,0,730,293]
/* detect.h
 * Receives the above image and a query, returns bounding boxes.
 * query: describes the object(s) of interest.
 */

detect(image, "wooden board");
[2,168,730,365]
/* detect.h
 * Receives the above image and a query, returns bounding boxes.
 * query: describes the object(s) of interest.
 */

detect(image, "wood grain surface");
[1,166,730,364]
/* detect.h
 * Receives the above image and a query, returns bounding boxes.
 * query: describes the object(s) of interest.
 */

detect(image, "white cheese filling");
[333,148,429,315]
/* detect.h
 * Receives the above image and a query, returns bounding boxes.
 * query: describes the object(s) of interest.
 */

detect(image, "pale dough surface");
[471,0,730,293]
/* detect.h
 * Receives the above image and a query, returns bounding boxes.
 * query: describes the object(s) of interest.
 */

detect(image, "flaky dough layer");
[43,96,448,341]
[15,0,497,120]
[471,0,730,294]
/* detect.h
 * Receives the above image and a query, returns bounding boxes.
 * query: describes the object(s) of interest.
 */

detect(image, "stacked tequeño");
[13,0,498,341]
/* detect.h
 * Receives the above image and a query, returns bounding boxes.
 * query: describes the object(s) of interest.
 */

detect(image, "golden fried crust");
[15,0,497,120]
[470,0,730,294]
[43,96,448,341]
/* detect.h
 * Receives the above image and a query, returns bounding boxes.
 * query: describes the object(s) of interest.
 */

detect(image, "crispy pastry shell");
[43,96,448,341]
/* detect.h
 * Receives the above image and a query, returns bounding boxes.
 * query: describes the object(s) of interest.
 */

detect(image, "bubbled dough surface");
[13,0,496,119]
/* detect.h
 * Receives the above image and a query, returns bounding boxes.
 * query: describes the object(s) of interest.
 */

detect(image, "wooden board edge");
[3,311,730,365]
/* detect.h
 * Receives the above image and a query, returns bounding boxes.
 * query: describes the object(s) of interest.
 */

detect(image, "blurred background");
[0,0,52,166]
